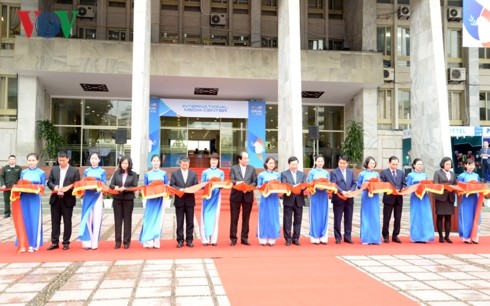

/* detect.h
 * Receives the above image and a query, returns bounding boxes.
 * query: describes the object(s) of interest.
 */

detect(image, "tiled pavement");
[0,198,490,305]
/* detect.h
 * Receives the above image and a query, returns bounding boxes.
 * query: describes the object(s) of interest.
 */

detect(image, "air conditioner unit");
[448,67,466,82]
[210,14,227,26]
[398,5,410,19]
[77,5,95,18]
[447,7,462,21]
[383,68,394,82]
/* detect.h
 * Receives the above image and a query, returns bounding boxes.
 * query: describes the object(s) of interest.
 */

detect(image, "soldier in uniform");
[0,155,22,218]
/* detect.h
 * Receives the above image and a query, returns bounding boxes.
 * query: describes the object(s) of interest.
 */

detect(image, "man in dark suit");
[330,155,356,244]
[170,156,199,248]
[281,156,307,246]
[229,152,257,246]
[479,140,489,182]
[380,156,406,243]
[47,151,81,250]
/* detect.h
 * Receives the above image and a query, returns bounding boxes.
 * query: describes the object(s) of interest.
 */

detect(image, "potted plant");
[103,193,113,209]
[37,120,64,166]
[342,120,364,168]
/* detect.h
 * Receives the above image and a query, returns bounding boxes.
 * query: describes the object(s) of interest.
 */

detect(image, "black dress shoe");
[47,244,59,250]
[472,241,479,244]
[230,241,237,246]
[4,214,10,218]
[241,240,251,246]
[115,242,121,249]
[344,239,354,244]
[439,237,445,243]
[123,243,130,249]
[444,237,453,243]
[392,236,402,243]
[292,240,301,246]
[186,242,194,247]
[335,240,341,244]
[177,241,184,248]
[383,237,389,243]
[285,240,291,246]
[211,243,217,246]
[63,244,69,250]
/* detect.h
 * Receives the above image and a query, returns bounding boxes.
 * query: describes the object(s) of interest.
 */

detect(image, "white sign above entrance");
[162,98,249,118]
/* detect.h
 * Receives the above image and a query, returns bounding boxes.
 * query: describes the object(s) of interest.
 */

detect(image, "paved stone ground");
[1,197,490,305]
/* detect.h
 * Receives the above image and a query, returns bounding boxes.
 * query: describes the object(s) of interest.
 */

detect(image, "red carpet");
[2,190,489,306]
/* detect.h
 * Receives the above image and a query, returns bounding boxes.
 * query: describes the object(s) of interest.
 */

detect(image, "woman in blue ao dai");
[200,153,225,246]
[19,153,46,253]
[80,152,106,250]
[406,158,434,243]
[457,158,481,244]
[358,156,381,245]
[306,155,330,244]
[140,154,168,248]
[257,157,281,246]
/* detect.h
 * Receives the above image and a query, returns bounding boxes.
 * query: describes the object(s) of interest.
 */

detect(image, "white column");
[131,0,151,175]
[410,0,451,176]
[277,0,303,170]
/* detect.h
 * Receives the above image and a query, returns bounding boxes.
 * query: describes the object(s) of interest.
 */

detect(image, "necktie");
[392,170,396,179]
[342,170,346,181]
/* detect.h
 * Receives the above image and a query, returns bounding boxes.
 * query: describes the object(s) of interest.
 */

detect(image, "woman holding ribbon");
[306,155,330,245]
[457,158,481,244]
[357,156,381,245]
[257,156,281,246]
[200,153,225,246]
[140,154,168,249]
[406,158,434,243]
[433,157,457,243]
[14,153,46,253]
[79,152,106,250]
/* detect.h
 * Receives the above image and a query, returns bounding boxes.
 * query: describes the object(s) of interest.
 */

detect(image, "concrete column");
[97,0,107,40]
[277,0,303,170]
[250,0,261,48]
[131,0,151,175]
[16,76,46,165]
[410,0,451,176]
[466,47,480,126]
[343,0,376,52]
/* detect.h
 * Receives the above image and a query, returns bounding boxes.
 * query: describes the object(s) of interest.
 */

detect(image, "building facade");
[0,0,488,173]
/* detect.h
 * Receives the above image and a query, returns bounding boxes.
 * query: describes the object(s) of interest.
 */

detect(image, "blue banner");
[463,0,490,47]
[247,101,266,169]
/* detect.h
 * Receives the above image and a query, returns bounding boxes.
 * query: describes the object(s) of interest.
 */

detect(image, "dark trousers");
[382,199,403,239]
[483,160,490,182]
[3,190,11,215]
[176,204,194,243]
[50,198,74,245]
[283,205,303,242]
[230,200,253,242]
[333,201,353,241]
[436,215,452,238]
[113,199,134,245]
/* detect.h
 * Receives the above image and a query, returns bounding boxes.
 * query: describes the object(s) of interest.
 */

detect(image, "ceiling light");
[302,91,324,99]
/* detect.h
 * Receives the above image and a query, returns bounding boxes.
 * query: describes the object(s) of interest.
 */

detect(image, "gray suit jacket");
[280,169,306,207]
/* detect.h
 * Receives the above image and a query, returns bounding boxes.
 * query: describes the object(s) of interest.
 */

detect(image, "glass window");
[447,29,462,59]
[262,37,278,48]
[479,48,490,69]
[108,28,126,41]
[261,0,277,16]
[1,4,20,49]
[161,116,187,128]
[448,91,464,125]
[480,92,490,122]
[78,27,96,39]
[266,104,278,129]
[0,75,17,121]
[397,27,410,67]
[84,100,117,126]
[53,99,82,125]
[378,89,393,129]
[377,27,392,56]
[398,90,411,130]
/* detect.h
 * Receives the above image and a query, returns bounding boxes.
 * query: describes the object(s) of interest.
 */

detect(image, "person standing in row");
[170,156,198,248]
[380,156,405,243]
[110,156,139,249]
[229,152,257,246]
[281,156,307,246]
[0,155,22,218]
[200,153,224,246]
[358,156,381,245]
[80,152,106,250]
[433,157,457,243]
[330,155,356,244]
[479,140,489,182]
[457,158,481,244]
[140,154,168,249]
[47,151,80,251]
[306,155,330,245]
[19,153,46,253]
[406,158,434,243]
[257,156,281,246]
